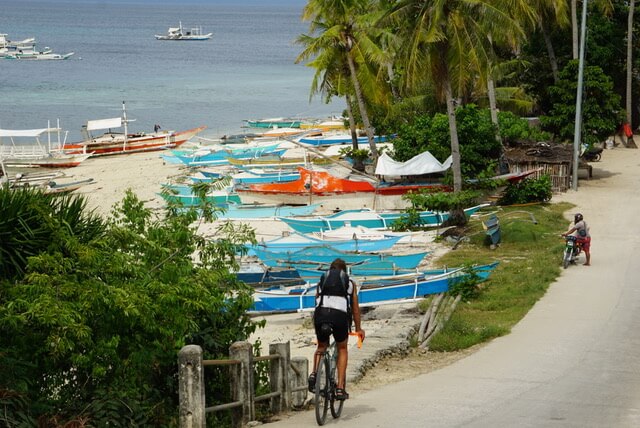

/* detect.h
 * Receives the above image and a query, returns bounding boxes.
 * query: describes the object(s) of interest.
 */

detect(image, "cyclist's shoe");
[308,372,316,392]
[335,388,349,400]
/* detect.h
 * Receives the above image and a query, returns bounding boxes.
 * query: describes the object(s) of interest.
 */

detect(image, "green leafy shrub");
[0,189,261,426]
[539,61,623,147]
[391,105,502,179]
[498,175,552,205]
[497,111,551,144]
[449,268,482,301]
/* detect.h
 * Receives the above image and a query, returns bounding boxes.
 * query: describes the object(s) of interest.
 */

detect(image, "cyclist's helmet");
[574,213,583,223]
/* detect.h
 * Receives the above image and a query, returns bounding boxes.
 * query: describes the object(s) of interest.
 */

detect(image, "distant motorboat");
[0,33,35,56]
[155,22,212,41]
[1,33,74,60]
[5,50,74,60]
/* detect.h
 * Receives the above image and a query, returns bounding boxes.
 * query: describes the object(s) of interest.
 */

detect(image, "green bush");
[0,188,261,427]
[391,105,502,179]
[449,268,482,301]
[497,111,551,144]
[498,175,552,205]
[539,61,623,147]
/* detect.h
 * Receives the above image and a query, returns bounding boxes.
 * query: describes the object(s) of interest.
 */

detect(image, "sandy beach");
[46,141,632,396]
[46,147,457,387]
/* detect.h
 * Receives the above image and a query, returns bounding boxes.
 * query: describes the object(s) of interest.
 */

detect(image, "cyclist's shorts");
[314,307,349,343]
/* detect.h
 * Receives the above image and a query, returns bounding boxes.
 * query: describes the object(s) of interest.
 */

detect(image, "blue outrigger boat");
[175,144,286,167]
[160,184,241,207]
[250,262,498,312]
[236,265,305,288]
[248,233,403,255]
[169,201,320,219]
[298,134,389,146]
[215,202,320,220]
[277,204,488,234]
[251,246,428,269]
[231,169,301,185]
[295,260,424,279]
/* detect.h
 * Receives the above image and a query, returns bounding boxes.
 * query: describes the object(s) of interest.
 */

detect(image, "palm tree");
[627,0,635,127]
[530,0,570,83]
[298,0,388,161]
[570,0,613,60]
[386,0,533,191]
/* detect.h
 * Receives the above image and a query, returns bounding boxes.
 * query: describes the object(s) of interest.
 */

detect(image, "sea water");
[0,0,344,141]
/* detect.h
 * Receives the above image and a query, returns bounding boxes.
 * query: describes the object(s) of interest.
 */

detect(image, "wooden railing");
[178,341,308,428]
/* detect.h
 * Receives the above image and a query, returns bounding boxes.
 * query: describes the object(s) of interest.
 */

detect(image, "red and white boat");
[63,103,206,157]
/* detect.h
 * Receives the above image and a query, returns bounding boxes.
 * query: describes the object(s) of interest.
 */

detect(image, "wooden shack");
[503,142,574,192]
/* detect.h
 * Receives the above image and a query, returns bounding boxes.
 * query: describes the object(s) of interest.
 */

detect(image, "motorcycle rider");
[562,213,591,266]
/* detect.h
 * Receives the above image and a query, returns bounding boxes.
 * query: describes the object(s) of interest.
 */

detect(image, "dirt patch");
[351,344,486,393]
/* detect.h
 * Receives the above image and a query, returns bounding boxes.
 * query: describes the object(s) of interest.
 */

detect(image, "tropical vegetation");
[0,187,260,426]
[297,0,639,186]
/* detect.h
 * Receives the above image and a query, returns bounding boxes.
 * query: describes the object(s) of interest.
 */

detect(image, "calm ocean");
[0,0,343,141]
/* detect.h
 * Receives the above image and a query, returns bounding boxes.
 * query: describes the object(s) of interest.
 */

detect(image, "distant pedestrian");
[154,124,161,133]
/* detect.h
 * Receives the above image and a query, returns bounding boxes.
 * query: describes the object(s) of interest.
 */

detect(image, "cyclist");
[308,258,365,400]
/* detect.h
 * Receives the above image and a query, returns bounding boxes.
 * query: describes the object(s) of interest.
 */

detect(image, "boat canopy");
[0,128,49,138]
[86,117,122,131]
[375,151,453,176]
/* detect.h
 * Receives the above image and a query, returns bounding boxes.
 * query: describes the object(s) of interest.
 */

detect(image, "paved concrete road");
[269,147,640,427]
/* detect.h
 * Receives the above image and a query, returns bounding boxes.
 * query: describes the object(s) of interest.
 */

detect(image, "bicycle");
[314,328,362,426]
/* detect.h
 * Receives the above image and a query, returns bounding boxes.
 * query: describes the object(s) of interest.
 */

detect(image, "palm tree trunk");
[345,93,359,150]
[627,0,635,126]
[571,0,579,59]
[444,77,462,192]
[346,50,378,160]
[387,62,400,101]
[541,22,560,83]
[487,75,501,142]
[486,35,501,143]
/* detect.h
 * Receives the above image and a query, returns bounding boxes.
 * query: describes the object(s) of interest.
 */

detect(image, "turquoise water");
[0,0,343,141]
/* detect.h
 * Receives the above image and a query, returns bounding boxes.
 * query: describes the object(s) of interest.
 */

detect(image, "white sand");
[62,151,185,216]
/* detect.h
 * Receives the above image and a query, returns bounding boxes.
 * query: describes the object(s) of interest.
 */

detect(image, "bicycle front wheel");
[330,386,344,418]
[315,356,330,426]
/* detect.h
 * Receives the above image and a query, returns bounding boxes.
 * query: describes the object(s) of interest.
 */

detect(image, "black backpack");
[318,268,353,330]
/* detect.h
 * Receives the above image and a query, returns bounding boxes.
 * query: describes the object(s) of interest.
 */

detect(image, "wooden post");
[230,341,254,427]
[269,342,290,413]
[178,345,205,428]
[290,357,308,408]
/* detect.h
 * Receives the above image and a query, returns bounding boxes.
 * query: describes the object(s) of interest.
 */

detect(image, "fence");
[178,341,309,428]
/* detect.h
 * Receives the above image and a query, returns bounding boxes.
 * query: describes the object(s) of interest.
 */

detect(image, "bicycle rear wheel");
[315,356,330,426]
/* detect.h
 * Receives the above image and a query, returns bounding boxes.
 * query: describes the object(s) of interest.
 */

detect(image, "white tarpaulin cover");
[86,117,122,131]
[375,151,453,176]
[0,128,49,138]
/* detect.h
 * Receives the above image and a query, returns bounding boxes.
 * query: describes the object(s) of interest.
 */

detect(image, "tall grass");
[426,202,573,351]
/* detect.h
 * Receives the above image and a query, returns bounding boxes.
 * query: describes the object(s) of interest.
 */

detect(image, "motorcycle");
[582,145,603,162]
[562,235,583,269]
